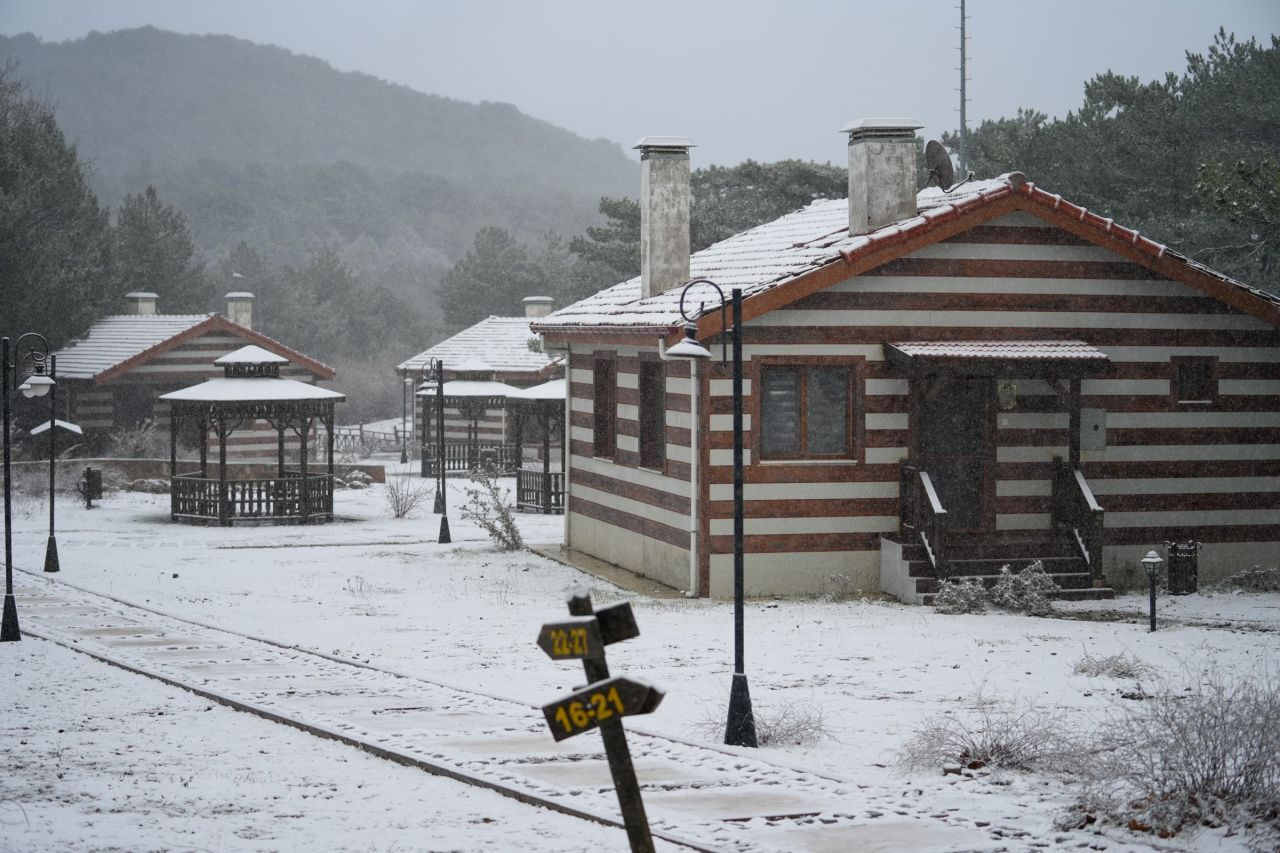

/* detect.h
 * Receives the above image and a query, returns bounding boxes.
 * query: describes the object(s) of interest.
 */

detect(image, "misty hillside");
[0,26,638,276]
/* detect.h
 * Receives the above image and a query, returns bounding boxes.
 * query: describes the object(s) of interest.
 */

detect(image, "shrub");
[1217,569,1280,593]
[688,698,832,748]
[898,693,1082,776]
[460,461,523,551]
[1072,652,1155,680]
[383,477,431,518]
[104,420,168,458]
[934,561,1056,615]
[933,577,988,614]
[1075,671,1280,845]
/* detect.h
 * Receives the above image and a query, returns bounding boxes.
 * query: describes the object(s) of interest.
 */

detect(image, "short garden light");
[1141,550,1164,632]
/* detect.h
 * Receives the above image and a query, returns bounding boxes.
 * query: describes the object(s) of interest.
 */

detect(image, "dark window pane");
[593,358,616,457]
[761,367,800,456]
[1177,360,1214,401]
[807,367,848,454]
[639,361,665,468]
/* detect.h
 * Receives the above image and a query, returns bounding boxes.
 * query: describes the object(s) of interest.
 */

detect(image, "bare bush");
[383,477,430,518]
[460,461,523,551]
[104,420,168,458]
[1075,671,1280,844]
[934,561,1057,615]
[1216,569,1280,593]
[688,698,832,747]
[933,577,987,614]
[898,693,1082,775]
[1072,652,1155,680]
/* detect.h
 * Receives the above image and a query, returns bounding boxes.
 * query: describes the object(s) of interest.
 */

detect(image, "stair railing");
[1052,456,1105,586]
[900,462,948,576]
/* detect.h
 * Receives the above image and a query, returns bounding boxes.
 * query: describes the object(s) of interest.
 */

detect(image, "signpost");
[538,591,663,853]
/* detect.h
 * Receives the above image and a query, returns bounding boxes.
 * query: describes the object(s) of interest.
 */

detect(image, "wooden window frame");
[1170,355,1218,408]
[638,355,666,470]
[592,352,617,459]
[752,355,865,463]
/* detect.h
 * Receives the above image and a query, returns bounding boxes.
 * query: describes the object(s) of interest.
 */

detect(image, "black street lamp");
[4,333,57,642]
[665,279,758,748]
[1142,550,1163,632]
[400,375,410,465]
[42,355,60,573]
[423,358,450,544]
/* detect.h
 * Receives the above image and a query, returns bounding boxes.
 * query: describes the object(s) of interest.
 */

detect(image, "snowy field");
[3,461,1279,851]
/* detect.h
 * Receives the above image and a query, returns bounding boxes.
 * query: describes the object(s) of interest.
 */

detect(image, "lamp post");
[4,333,57,642]
[400,375,410,465]
[666,279,757,748]
[43,354,60,573]
[425,358,450,544]
[1141,550,1163,632]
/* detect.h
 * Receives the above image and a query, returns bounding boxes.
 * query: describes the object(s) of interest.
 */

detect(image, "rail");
[421,442,519,477]
[171,470,333,525]
[516,468,565,514]
[1052,456,1105,584]
[899,463,948,574]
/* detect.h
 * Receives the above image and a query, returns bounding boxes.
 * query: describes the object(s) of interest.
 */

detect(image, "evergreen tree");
[0,63,113,346]
[114,185,210,311]
[439,227,545,329]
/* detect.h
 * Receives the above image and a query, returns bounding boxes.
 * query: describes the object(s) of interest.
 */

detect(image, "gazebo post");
[541,412,551,514]
[277,421,286,479]
[199,419,208,478]
[300,416,311,522]
[218,419,229,527]
[324,408,335,519]
[169,408,178,518]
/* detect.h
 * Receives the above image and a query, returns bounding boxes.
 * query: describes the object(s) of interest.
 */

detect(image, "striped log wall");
[69,330,327,463]
[565,210,1280,597]
[565,350,693,590]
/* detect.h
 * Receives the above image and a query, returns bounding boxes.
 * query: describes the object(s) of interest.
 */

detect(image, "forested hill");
[0,27,637,266]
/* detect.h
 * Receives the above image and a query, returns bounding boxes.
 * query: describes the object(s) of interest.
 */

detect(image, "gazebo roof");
[508,378,566,400]
[416,379,520,399]
[215,344,289,365]
[161,378,346,403]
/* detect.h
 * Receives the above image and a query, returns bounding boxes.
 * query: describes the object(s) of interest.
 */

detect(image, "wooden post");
[218,420,229,527]
[300,416,311,522]
[1066,377,1081,468]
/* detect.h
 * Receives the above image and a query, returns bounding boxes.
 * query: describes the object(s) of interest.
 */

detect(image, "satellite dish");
[925,140,955,190]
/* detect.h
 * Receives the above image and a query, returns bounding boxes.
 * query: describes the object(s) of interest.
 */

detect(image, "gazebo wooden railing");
[172,470,332,525]
[516,468,564,514]
[421,441,519,476]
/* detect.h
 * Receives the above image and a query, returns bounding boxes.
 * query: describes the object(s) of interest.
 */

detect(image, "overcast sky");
[2,0,1277,167]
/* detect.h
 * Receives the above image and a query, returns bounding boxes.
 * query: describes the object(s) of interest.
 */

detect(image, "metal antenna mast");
[957,0,970,173]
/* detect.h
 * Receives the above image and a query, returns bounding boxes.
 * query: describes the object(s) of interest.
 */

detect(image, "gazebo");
[418,360,521,476]
[506,379,565,514]
[160,345,345,525]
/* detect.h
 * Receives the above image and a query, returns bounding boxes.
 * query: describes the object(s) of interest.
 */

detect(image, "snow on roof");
[415,379,521,398]
[30,419,83,436]
[890,340,1110,361]
[160,377,345,403]
[396,317,558,375]
[52,314,212,380]
[215,345,288,365]
[536,178,1014,330]
[508,378,566,400]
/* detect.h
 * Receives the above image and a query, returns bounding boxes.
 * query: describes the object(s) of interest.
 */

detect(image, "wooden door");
[918,377,993,531]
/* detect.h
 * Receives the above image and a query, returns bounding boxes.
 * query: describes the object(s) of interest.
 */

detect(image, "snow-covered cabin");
[397,299,563,453]
[533,124,1280,601]
[53,292,335,460]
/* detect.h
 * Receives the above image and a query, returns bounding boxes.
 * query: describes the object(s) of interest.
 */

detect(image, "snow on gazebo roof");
[416,379,520,399]
[161,378,345,403]
[508,378,565,400]
[215,344,289,364]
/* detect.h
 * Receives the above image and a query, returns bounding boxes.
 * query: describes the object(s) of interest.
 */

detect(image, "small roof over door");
[885,340,1111,378]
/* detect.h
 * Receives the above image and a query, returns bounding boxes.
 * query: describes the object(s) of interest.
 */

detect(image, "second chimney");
[522,296,554,318]
[634,136,693,299]
[125,292,158,315]
[225,291,255,329]
[842,118,923,235]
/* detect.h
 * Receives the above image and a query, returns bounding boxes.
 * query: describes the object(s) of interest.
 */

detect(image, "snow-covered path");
[13,571,1008,852]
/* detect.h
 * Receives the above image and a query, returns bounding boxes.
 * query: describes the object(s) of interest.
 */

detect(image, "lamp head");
[665,321,713,361]
[19,372,55,398]
[1141,550,1163,577]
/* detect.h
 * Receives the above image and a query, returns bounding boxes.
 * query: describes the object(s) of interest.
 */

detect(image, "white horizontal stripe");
[570,368,592,383]
[666,443,691,464]
[1081,379,1169,395]
[740,343,884,359]
[1106,509,1280,528]
[1221,379,1280,396]
[1090,476,1280,495]
[711,481,899,501]
[617,373,638,389]
[866,378,908,396]
[126,363,223,374]
[572,454,688,494]
[616,435,638,452]
[908,242,1123,262]
[709,448,753,466]
[569,425,593,443]
[1099,444,1280,462]
[996,480,1052,497]
[1102,346,1280,363]
[709,515,897,536]
[865,447,909,464]
[842,276,1200,297]
[710,414,752,431]
[709,379,753,396]
[1108,411,1280,428]
[616,404,638,421]
[996,513,1052,530]
[570,398,593,414]
[753,309,1270,331]
[866,413,908,430]
[572,483,689,531]
[997,446,1069,463]
[998,413,1068,429]
[667,411,693,430]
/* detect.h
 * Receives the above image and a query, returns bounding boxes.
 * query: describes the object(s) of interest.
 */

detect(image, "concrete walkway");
[14,572,1006,852]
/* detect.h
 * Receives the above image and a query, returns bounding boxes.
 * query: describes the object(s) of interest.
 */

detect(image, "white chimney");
[124,292,158,315]
[841,118,923,235]
[522,296,554,318]
[634,136,693,299]
[225,291,255,329]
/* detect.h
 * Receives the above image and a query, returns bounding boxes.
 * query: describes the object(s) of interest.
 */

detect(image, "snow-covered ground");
[4,461,1278,851]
